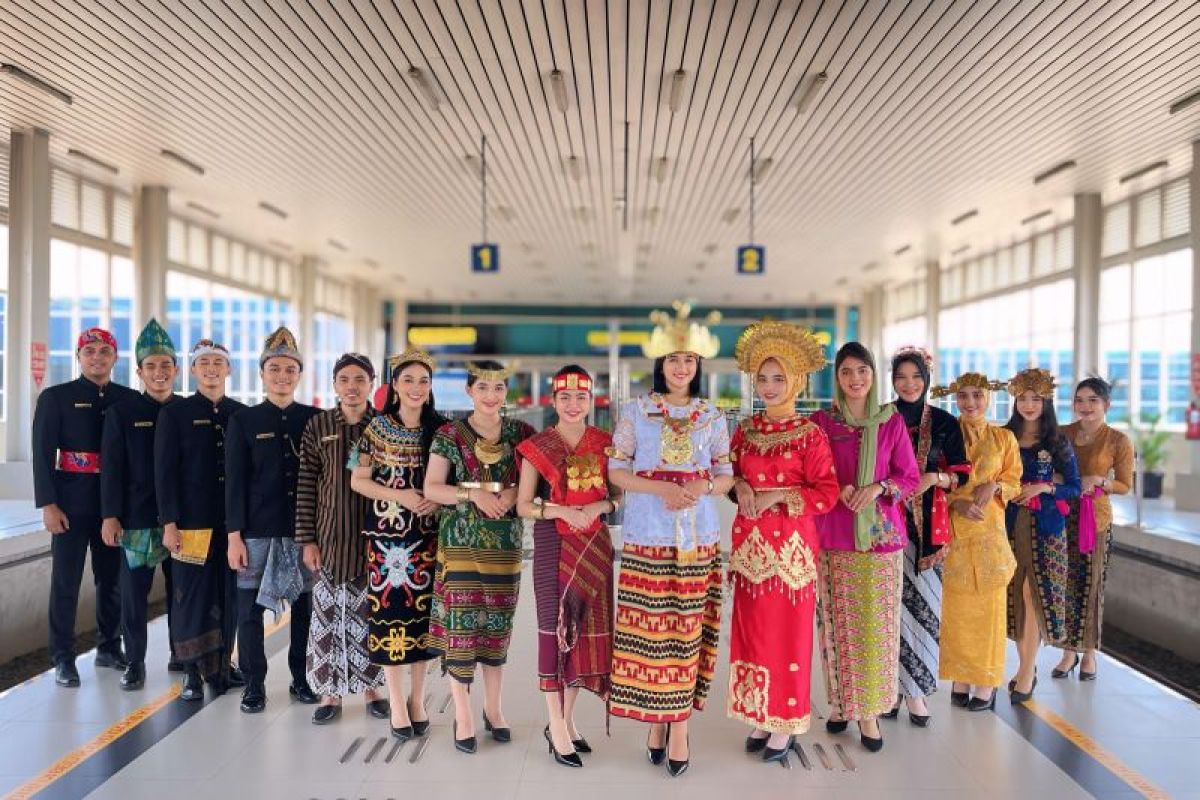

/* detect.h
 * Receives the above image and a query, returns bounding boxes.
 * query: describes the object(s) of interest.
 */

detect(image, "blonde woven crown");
[1007,367,1056,398]
[642,300,722,359]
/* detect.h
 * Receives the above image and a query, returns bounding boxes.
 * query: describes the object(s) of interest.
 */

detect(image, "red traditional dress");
[727,413,839,734]
[516,426,614,698]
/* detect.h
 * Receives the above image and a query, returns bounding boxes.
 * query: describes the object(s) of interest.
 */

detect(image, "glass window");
[312,312,353,409]
[49,239,135,386]
[1134,190,1162,248]
[1103,201,1131,257]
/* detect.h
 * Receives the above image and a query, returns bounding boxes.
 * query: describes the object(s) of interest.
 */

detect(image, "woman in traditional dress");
[1058,377,1133,681]
[886,347,970,727]
[423,360,534,754]
[932,373,1021,711]
[516,365,618,769]
[1003,369,1081,703]
[727,322,839,764]
[349,349,446,740]
[811,342,919,753]
[608,303,734,778]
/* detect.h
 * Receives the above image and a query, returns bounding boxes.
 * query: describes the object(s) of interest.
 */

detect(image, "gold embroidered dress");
[940,420,1021,687]
[727,414,839,734]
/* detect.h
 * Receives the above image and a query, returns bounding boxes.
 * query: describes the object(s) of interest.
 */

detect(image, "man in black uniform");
[33,327,139,687]
[101,319,181,690]
[156,339,246,701]
[226,326,320,713]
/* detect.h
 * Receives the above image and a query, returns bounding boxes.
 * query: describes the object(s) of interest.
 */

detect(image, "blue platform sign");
[737,245,765,275]
[471,243,500,273]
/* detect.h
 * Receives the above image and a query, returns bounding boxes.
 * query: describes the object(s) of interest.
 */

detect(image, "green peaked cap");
[135,318,177,366]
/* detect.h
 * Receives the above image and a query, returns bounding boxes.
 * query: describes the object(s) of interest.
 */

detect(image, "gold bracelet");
[608,497,620,514]
[538,500,547,519]
[456,486,469,504]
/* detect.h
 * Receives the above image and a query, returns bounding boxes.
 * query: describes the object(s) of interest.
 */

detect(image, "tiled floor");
[0,564,1195,800]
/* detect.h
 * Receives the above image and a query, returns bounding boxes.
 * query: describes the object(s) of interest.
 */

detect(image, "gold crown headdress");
[735,320,827,379]
[930,372,1006,399]
[466,361,514,382]
[388,347,437,374]
[642,300,722,359]
[892,345,935,372]
[1007,368,1056,399]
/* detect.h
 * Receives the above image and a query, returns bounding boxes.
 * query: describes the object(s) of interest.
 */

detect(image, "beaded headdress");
[189,338,230,366]
[552,371,593,393]
[466,361,513,382]
[135,318,176,365]
[387,347,436,374]
[259,326,302,368]
[642,300,722,359]
[891,345,934,372]
[1007,367,1056,398]
[734,320,827,380]
[930,372,1006,399]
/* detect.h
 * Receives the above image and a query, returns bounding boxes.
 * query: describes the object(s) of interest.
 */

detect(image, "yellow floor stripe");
[4,684,181,800]
[4,611,292,800]
[1021,699,1172,800]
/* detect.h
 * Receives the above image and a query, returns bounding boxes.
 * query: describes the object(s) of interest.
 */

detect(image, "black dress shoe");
[825,718,849,734]
[55,660,81,687]
[950,691,970,707]
[206,674,229,698]
[483,711,511,743]
[967,693,996,712]
[366,699,390,719]
[666,734,690,777]
[179,669,204,702]
[120,663,146,691]
[95,650,128,670]
[762,736,794,763]
[572,736,592,753]
[240,680,266,713]
[1051,653,1080,679]
[453,721,477,754]
[908,711,932,728]
[544,726,583,768]
[860,732,884,753]
[745,734,769,753]
[167,657,185,673]
[1010,675,1038,704]
[647,726,668,765]
[312,704,341,725]
[289,682,319,704]
[227,665,246,688]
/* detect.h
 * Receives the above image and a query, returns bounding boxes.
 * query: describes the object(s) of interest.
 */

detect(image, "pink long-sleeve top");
[810,407,920,553]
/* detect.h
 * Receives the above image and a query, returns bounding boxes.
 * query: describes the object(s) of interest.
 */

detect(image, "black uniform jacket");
[224,400,318,539]
[155,392,246,530]
[101,391,179,529]
[32,376,139,518]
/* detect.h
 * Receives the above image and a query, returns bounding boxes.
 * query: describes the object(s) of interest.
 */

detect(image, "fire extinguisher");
[1187,402,1200,440]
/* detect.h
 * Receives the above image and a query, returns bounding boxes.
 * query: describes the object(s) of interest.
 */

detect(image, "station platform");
[0,563,1194,800]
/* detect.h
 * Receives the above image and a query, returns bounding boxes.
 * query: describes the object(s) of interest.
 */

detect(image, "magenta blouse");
[810,408,920,554]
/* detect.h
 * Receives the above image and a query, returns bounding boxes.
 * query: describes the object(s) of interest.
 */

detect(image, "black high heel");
[483,711,511,743]
[950,690,970,708]
[453,720,477,754]
[544,726,583,768]
[745,733,769,753]
[859,722,884,753]
[572,736,592,754]
[1010,675,1038,704]
[666,732,690,777]
[1051,653,1081,679]
[408,697,430,736]
[825,718,849,734]
[967,692,997,712]
[908,711,931,728]
[880,695,901,720]
[1079,656,1098,681]
[762,736,793,764]
[646,725,668,766]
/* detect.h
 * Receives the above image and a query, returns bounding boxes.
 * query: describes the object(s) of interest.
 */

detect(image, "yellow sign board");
[586,330,651,348]
[408,326,478,347]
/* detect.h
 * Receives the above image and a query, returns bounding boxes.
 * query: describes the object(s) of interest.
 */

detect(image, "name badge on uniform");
[74,402,93,409]
[256,432,276,440]
[320,434,339,442]
[193,419,212,426]
[134,421,154,428]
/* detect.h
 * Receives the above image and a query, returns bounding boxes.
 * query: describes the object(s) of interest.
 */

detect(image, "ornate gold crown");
[735,320,827,378]
[388,347,437,374]
[1007,367,1056,398]
[642,300,722,359]
[930,372,1006,399]
[466,361,514,382]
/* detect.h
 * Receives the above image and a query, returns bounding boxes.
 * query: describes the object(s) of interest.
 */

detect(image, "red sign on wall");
[1191,353,1200,399]
[31,342,47,390]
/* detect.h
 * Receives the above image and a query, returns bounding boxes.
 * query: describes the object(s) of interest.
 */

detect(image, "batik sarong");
[306,570,384,695]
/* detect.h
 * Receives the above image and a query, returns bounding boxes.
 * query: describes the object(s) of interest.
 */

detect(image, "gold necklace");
[469,414,505,466]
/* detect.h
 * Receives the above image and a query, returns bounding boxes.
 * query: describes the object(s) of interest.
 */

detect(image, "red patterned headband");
[76,327,118,353]
[553,372,592,393]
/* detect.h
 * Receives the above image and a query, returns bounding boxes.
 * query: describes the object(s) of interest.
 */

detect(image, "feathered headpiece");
[735,320,827,379]
[930,372,1006,399]
[642,300,722,359]
[1007,367,1056,398]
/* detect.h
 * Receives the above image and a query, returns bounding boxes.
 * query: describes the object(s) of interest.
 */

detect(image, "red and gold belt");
[57,450,101,474]
[636,469,710,484]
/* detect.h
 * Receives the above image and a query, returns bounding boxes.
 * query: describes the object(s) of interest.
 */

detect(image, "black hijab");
[891,351,931,429]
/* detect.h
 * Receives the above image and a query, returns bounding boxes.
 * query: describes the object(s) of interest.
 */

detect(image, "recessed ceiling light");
[668,69,687,113]
[186,201,220,219]
[259,201,288,219]
[722,208,741,224]
[66,148,118,174]
[161,149,205,175]
[790,71,827,113]
[862,262,878,272]
[950,209,979,226]
[550,69,570,112]
[654,156,669,183]
[364,258,380,269]
[565,156,584,182]
[1021,209,1053,225]
[1033,160,1076,184]
[1119,161,1168,183]
[1,62,72,104]
[950,244,970,256]
[407,66,442,111]
[327,239,348,252]
[893,244,911,256]
[702,243,718,254]
[1168,88,1200,115]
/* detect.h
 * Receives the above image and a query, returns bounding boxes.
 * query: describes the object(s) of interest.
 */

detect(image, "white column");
[1176,141,1200,511]
[924,260,940,354]
[1072,192,1103,383]
[606,316,620,401]
[132,185,169,326]
[296,256,318,405]
[388,296,409,363]
[834,302,849,349]
[5,129,51,462]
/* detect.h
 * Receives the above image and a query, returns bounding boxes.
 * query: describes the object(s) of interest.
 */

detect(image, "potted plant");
[1127,412,1171,499]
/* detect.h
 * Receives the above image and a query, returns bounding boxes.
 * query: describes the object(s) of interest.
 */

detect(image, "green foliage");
[1126,412,1171,474]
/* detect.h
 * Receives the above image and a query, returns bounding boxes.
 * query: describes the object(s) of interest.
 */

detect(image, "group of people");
[32,304,1131,777]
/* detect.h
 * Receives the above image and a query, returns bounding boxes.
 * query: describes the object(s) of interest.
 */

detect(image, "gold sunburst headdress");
[1007,367,1056,398]
[734,321,827,384]
[388,347,437,374]
[642,300,722,359]
[466,361,514,382]
[930,372,1006,399]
